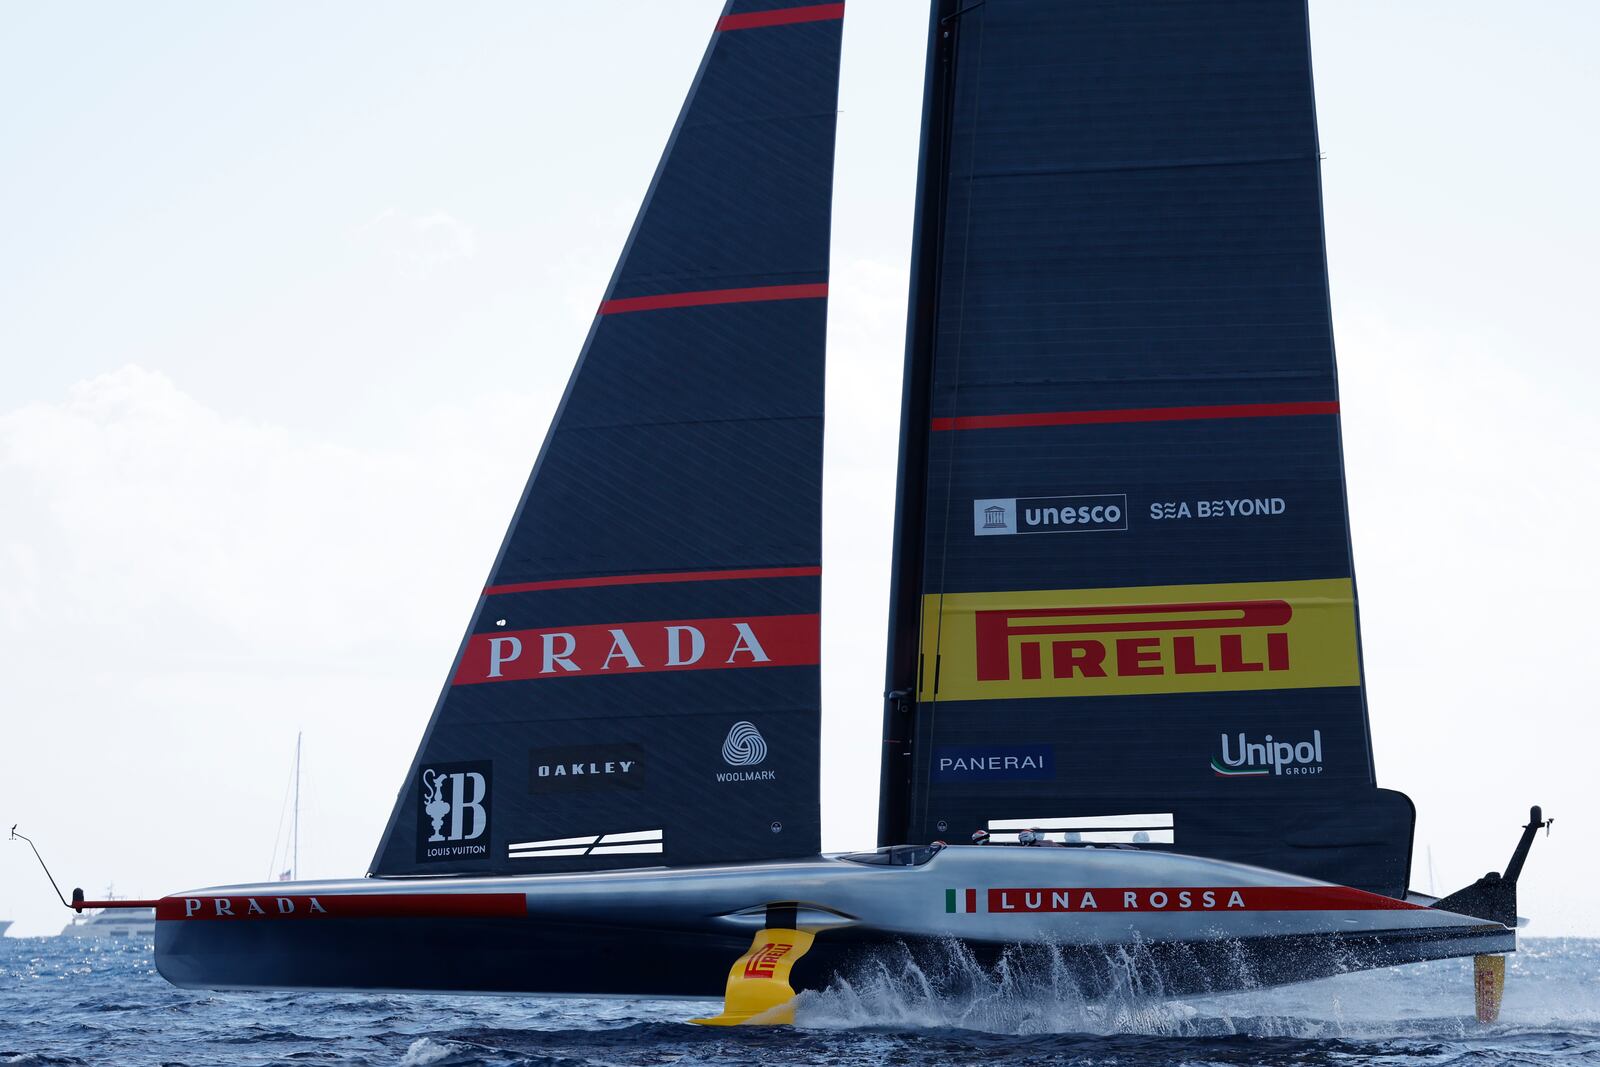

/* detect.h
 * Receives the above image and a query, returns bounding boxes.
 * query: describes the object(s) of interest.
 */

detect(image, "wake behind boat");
[56,0,1550,1025]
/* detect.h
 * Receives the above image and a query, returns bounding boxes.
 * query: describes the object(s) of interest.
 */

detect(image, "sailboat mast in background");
[292,731,301,883]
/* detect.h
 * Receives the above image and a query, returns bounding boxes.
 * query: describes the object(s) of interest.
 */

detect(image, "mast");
[880,0,961,847]
[291,731,301,882]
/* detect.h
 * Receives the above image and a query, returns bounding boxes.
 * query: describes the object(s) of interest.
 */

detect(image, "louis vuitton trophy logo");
[418,762,492,861]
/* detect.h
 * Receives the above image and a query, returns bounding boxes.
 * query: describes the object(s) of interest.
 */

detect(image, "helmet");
[1018,829,1037,845]
[930,840,947,850]
[970,829,990,844]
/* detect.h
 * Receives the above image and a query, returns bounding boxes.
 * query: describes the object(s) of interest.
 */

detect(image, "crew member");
[971,829,991,846]
[1018,828,1039,846]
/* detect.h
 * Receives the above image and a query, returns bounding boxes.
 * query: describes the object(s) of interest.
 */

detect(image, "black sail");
[373,0,844,877]
[881,0,1414,896]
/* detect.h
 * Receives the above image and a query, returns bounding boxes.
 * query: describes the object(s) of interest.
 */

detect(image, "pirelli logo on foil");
[919,579,1359,701]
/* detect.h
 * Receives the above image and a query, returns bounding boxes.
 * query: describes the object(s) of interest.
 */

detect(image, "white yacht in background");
[0,920,12,938]
[63,891,154,941]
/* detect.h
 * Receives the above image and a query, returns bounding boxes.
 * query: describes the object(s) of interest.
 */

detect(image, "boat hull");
[155,847,1512,999]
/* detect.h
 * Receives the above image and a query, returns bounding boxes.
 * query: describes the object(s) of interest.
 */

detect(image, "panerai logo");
[931,744,1055,782]
[717,721,775,782]
[1212,730,1324,777]
[974,495,1127,536]
[417,761,492,862]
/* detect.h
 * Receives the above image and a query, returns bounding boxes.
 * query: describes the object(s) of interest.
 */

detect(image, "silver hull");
[154,846,1511,998]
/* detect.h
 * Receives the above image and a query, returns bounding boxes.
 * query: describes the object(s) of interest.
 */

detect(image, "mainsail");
[372,1,845,877]
[880,0,1414,895]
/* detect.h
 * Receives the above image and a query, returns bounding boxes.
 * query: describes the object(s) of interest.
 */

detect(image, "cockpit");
[838,844,943,867]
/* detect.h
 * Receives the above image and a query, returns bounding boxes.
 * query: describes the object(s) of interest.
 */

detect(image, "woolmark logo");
[722,721,767,766]
[1213,730,1324,778]
[717,721,776,782]
[974,495,1127,537]
[417,761,492,863]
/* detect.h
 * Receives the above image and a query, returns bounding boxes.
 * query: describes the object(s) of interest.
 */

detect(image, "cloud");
[0,365,542,662]
[0,365,550,933]
[362,208,478,278]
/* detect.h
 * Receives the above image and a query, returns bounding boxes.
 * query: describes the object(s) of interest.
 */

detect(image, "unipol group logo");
[417,761,492,863]
[1213,730,1325,778]
[918,579,1361,702]
[717,721,775,783]
[973,495,1127,537]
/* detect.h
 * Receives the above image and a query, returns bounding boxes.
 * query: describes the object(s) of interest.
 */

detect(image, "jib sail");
[880,0,1414,895]
[372,0,844,877]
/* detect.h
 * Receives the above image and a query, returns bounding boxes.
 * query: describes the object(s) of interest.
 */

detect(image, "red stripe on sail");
[598,283,828,315]
[158,892,525,921]
[485,566,820,597]
[931,401,1340,432]
[718,4,845,32]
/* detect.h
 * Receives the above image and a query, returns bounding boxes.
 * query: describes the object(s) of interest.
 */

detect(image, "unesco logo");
[973,495,1128,536]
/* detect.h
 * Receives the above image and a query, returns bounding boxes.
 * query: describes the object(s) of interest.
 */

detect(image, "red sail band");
[932,401,1340,432]
[453,613,820,686]
[718,4,845,32]
[484,565,820,597]
[598,283,828,316]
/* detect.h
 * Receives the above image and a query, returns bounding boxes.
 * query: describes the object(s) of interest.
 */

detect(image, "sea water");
[3,934,1597,1066]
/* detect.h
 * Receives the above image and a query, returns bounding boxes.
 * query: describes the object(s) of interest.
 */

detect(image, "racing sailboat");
[122,0,1546,1023]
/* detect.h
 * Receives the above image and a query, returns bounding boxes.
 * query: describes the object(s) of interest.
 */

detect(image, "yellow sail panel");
[920,579,1360,702]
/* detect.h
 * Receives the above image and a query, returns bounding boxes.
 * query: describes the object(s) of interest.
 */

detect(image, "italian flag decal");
[945,888,980,913]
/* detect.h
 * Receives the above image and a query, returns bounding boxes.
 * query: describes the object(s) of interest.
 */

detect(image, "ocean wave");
[4,935,1598,1065]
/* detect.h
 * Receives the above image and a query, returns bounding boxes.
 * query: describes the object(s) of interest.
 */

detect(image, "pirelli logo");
[920,579,1360,701]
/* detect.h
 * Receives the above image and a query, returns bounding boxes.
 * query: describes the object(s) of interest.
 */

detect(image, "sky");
[1,1,1595,939]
